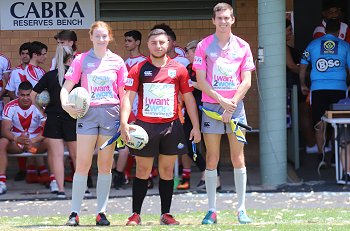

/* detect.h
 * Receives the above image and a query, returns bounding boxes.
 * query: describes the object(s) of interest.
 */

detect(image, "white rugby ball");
[67,87,90,119]
[36,90,50,107]
[126,125,149,150]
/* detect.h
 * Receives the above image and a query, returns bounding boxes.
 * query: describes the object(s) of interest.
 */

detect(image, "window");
[97,0,234,21]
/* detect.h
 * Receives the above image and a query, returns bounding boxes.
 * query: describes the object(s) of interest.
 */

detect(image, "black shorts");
[43,113,77,141]
[130,119,188,157]
[311,90,346,126]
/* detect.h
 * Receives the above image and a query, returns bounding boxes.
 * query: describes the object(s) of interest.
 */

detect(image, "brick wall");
[1,0,259,166]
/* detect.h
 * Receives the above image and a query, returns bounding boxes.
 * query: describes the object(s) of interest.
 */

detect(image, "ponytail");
[55,45,73,86]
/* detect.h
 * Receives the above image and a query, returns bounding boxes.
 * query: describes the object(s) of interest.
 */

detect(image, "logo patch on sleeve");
[194,56,202,65]
[125,78,134,86]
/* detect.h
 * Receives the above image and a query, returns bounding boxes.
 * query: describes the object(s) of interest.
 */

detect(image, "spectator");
[6,42,31,100]
[313,0,350,43]
[113,30,147,189]
[0,81,47,195]
[31,45,77,199]
[5,42,31,182]
[0,52,11,130]
[286,19,318,153]
[177,39,221,191]
[50,30,79,71]
[300,19,350,155]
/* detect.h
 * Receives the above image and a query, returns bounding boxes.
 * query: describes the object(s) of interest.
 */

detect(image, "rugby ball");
[36,90,50,107]
[67,87,90,119]
[126,125,149,150]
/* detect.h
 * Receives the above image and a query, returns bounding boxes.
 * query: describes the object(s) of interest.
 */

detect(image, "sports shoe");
[160,213,180,225]
[66,212,79,226]
[96,213,110,226]
[237,210,252,224]
[126,212,141,226]
[177,178,190,190]
[202,210,217,224]
[57,191,66,199]
[196,180,206,189]
[0,182,7,195]
[14,170,26,181]
[50,180,59,194]
[84,189,93,198]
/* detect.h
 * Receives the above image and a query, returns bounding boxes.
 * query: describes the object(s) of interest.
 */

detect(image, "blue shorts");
[201,102,247,134]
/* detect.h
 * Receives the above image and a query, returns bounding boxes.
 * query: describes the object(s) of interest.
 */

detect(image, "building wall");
[0,0,259,166]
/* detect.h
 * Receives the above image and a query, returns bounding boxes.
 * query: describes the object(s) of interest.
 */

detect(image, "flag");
[99,131,125,150]
[201,107,247,143]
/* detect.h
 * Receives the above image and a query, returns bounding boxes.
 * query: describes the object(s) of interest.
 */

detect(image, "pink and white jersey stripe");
[65,49,128,106]
[125,55,147,71]
[193,34,255,103]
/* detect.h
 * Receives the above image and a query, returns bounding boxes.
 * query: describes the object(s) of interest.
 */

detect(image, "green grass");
[1,208,350,230]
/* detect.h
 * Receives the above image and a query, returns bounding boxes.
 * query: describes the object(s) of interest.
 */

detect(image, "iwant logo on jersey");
[321,40,338,55]
[168,69,176,78]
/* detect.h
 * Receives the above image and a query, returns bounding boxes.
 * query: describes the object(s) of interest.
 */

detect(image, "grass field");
[1,208,350,230]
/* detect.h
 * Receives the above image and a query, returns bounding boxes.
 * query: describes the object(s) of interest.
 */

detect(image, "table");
[322,115,350,184]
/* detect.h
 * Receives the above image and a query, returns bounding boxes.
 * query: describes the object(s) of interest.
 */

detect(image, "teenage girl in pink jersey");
[60,21,127,226]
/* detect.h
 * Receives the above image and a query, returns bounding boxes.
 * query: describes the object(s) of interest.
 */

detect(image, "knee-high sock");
[132,177,148,214]
[96,173,112,214]
[159,178,174,214]
[205,169,217,211]
[71,173,87,214]
[234,167,247,212]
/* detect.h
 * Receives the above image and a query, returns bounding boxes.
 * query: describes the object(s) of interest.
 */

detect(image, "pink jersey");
[2,99,45,138]
[0,53,11,91]
[6,65,27,96]
[24,63,46,88]
[125,55,147,71]
[193,34,255,103]
[65,49,127,106]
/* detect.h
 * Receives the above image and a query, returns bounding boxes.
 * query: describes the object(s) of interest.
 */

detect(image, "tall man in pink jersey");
[0,81,47,195]
[193,3,255,225]
[120,29,201,226]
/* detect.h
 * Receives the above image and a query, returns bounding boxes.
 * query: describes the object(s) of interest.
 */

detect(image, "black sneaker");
[87,175,94,188]
[66,212,79,226]
[96,213,110,226]
[196,180,206,189]
[14,170,26,181]
[113,171,126,189]
[57,191,66,199]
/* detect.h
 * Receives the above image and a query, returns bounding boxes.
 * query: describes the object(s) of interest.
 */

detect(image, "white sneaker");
[50,180,59,194]
[0,182,7,195]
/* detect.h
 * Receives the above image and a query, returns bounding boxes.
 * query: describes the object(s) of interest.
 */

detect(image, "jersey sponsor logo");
[168,69,176,78]
[125,78,134,86]
[316,58,340,72]
[87,63,95,68]
[144,70,152,77]
[193,56,202,65]
[321,40,338,55]
[302,50,310,60]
